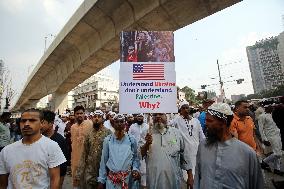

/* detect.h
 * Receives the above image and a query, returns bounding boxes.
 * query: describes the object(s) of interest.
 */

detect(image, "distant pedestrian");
[258,105,284,175]
[104,111,116,133]
[198,99,214,134]
[64,113,75,166]
[0,112,11,152]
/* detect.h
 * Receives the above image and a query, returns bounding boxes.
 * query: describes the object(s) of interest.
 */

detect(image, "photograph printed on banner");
[120,31,174,62]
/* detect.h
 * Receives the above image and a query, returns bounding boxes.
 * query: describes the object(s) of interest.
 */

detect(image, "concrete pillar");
[49,92,68,114]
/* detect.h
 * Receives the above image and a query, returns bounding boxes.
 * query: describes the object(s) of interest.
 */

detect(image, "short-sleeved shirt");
[230,114,256,150]
[0,135,66,189]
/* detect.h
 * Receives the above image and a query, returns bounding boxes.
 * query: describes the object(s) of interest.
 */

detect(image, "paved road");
[62,173,72,189]
[62,171,283,189]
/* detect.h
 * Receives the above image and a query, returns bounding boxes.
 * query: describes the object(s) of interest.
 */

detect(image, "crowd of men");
[0,99,283,189]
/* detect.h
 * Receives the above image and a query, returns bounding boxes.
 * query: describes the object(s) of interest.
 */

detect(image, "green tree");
[246,85,284,100]
[180,86,201,105]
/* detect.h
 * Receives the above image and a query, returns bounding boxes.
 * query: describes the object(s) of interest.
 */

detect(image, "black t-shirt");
[50,132,68,176]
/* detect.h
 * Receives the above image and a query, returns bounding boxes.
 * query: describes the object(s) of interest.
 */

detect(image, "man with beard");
[230,100,257,151]
[104,111,116,133]
[41,110,68,188]
[125,114,134,133]
[71,106,92,189]
[0,109,66,189]
[194,103,264,189]
[129,113,149,188]
[141,113,191,189]
[172,101,205,186]
[75,110,111,189]
[98,114,140,189]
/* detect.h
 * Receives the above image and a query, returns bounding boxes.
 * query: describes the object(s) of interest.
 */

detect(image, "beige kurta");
[70,120,92,182]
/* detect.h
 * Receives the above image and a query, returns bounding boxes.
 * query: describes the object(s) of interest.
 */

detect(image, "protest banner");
[119,31,177,113]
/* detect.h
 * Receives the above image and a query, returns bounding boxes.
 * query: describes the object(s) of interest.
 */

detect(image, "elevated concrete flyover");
[13,0,241,111]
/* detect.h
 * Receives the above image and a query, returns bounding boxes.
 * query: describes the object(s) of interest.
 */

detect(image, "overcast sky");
[0,0,284,106]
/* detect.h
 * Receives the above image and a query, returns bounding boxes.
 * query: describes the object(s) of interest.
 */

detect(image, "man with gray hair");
[141,113,191,189]
[194,103,264,189]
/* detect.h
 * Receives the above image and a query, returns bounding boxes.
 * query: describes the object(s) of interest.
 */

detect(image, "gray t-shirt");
[0,135,66,189]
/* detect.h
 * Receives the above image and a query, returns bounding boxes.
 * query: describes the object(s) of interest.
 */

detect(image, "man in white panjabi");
[258,105,284,175]
[104,111,116,133]
[171,100,205,182]
[129,113,149,188]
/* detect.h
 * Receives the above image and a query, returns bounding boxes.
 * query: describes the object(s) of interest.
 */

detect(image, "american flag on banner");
[133,64,165,80]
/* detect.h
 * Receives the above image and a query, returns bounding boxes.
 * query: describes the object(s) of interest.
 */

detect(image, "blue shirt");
[198,112,206,131]
[98,134,140,184]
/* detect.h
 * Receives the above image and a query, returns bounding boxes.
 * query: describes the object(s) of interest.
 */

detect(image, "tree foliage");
[0,67,16,109]
[179,86,201,105]
[246,85,284,100]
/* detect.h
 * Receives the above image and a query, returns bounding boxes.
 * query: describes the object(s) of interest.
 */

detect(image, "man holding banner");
[119,31,190,188]
[141,113,192,189]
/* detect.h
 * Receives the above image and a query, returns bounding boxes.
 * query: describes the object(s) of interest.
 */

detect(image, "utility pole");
[217,60,225,102]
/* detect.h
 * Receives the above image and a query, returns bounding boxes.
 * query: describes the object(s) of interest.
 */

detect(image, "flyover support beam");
[49,92,68,114]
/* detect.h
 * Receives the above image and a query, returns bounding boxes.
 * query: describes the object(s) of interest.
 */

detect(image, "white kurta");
[128,123,149,186]
[258,113,282,156]
[104,120,115,133]
[145,127,191,189]
[171,115,205,177]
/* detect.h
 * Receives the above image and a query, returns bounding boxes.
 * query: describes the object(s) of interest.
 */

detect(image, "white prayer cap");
[113,114,125,120]
[107,111,116,116]
[137,113,144,117]
[179,100,189,109]
[127,114,133,118]
[207,103,233,121]
[93,110,104,117]
[61,112,69,117]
